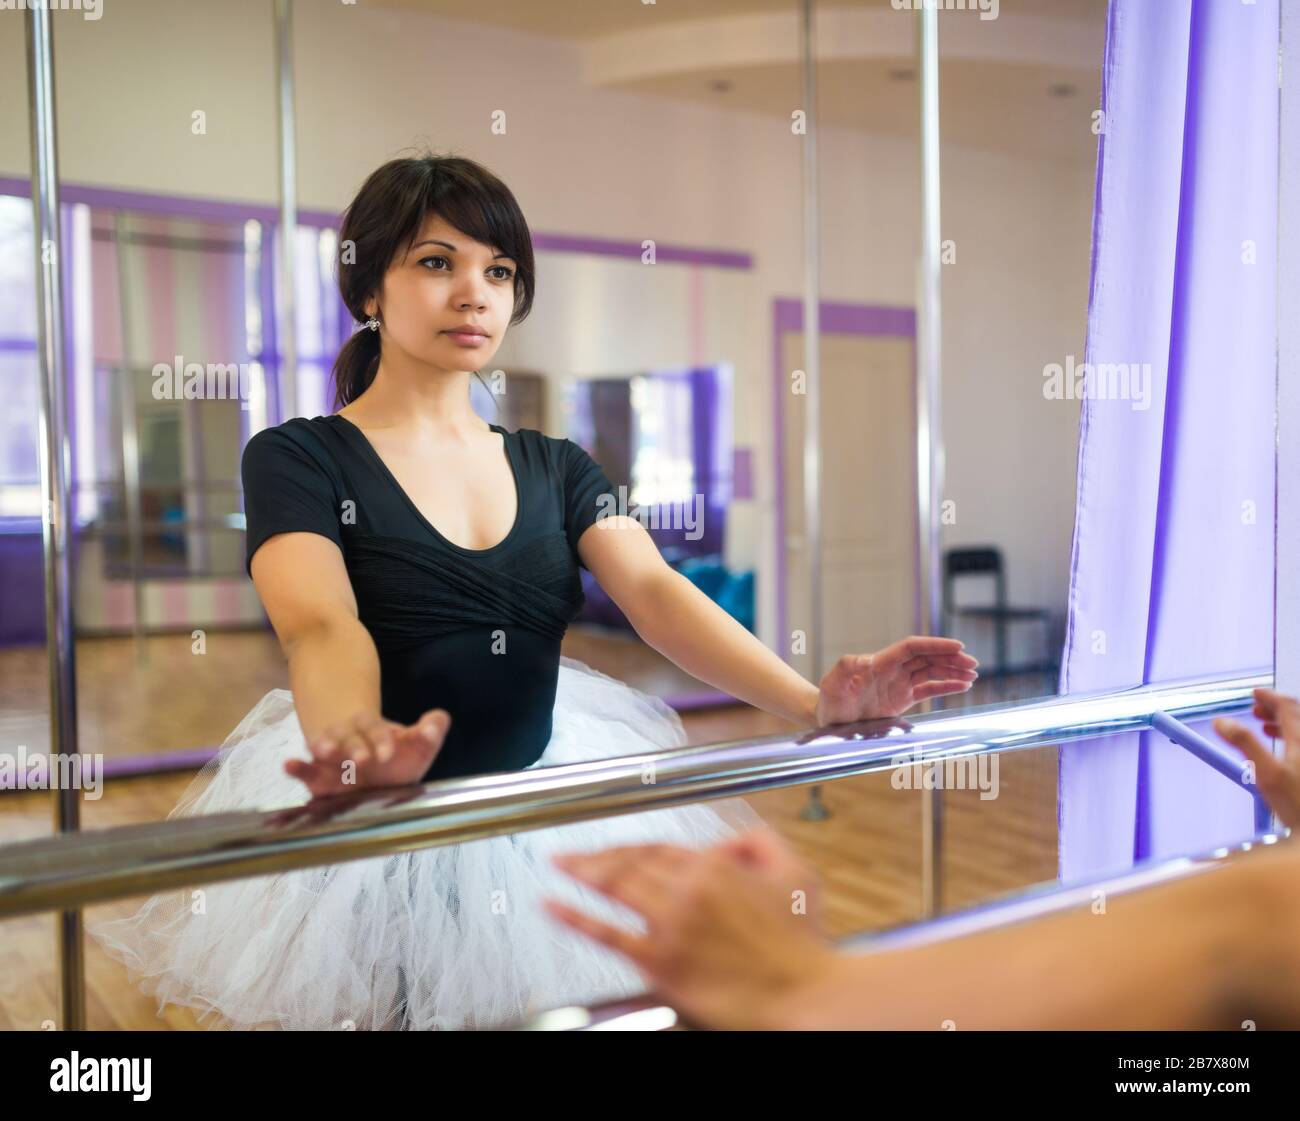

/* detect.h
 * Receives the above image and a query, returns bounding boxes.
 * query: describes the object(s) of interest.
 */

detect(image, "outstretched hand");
[1214,688,1300,830]
[814,636,979,725]
[543,826,837,1030]
[284,707,451,798]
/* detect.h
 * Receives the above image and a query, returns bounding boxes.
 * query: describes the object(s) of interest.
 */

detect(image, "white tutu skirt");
[89,656,764,1031]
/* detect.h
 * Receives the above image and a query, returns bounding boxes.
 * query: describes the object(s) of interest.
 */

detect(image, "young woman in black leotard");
[89,154,978,1031]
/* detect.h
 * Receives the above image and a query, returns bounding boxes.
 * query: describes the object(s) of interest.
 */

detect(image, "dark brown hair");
[330,153,536,411]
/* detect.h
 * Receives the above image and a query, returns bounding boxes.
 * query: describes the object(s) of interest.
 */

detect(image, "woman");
[89,154,978,1031]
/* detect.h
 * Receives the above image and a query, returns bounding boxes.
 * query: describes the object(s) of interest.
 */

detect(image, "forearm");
[284,616,383,744]
[766,844,1300,1030]
[629,570,819,727]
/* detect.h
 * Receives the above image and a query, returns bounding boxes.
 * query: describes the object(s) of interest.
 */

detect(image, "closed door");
[782,331,917,680]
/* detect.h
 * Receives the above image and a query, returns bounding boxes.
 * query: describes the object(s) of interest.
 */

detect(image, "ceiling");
[360,0,1109,42]
[358,0,1110,161]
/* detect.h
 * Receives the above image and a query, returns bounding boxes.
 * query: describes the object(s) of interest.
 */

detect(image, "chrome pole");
[25,3,84,1031]
[799,0,823,686]
[798,0,832,824]
[273,0,299,420]
[916,4,945,917]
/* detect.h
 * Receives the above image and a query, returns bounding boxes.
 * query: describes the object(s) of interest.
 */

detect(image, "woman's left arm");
[578,517,978,727]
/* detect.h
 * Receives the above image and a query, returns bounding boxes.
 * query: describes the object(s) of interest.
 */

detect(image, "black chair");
[942,547,1052,677]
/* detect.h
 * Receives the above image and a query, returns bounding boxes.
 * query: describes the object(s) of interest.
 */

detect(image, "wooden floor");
[0,628,1059,1030]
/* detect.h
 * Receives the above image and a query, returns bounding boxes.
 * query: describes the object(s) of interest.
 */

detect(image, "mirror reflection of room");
[26,0,1291,1040]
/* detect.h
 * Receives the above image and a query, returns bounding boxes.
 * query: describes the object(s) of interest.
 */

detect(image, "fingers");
[307,712,394,772]
[283,756,342,798]
[412,708,452,746]
[552,845,694,919]
[912,679,974,701]
[349,712,395,766]
[897,636,967,660]
[900,652,980,675]
[909,661,978,686]
[1213,717,1277,781]
[291,711,407,796]
[1251,690,1300,738]
[540,897,655,972]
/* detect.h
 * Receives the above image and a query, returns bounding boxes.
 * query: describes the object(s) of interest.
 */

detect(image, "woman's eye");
[418,257,513,280]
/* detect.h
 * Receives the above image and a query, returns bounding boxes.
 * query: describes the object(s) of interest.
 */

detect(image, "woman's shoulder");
[241,416,344,486]
[497,423,576,465]
[501,424,585,458]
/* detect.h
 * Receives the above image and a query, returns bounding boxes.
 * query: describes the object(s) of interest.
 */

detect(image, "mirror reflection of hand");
[815,637,979,725]
[284,707,451,798]
[1214,688,1300,829]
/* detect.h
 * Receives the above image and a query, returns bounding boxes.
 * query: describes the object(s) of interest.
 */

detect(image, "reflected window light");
[630,373,695,507]
[295,225,323,358]
[70,202,98,524]
[243,220,263,362]
[0,194,41,517]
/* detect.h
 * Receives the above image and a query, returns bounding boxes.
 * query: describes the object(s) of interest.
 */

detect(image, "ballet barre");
[0,668,1271,924]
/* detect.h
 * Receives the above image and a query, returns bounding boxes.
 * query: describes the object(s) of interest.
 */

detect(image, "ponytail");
[330,323,381,411]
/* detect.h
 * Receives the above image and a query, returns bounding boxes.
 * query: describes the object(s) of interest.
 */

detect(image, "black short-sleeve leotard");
[240,414,624,781]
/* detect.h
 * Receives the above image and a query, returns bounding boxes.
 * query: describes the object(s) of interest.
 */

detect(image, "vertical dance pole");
[1277,0,1298,816]
[798,0,831,823]
[26,5,85,1030]
[274,0,299,421]
[916,5,946,917]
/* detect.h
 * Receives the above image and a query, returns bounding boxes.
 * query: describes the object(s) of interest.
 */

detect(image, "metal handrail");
[515,827,1293,1030]
[0,668,1270,920]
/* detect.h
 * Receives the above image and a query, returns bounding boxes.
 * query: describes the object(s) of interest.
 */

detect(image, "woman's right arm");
[249,530,382,747]
[251,529,449,794]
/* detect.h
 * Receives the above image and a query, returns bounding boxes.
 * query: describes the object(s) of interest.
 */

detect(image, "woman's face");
[365,212,517,373]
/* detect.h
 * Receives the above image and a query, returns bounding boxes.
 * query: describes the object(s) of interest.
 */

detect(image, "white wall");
[0,0,1091,655]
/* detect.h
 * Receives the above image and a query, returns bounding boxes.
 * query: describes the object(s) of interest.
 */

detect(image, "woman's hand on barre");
[284,707,451,797]
[543,826,837,1030]
[1215,688,1300,829]
[814,637,979,725]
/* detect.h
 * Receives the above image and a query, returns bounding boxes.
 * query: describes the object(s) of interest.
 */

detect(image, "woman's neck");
[343,365,489,439]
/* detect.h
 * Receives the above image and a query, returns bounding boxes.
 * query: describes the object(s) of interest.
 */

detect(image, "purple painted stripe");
[102,745,220,779]
[0,179,755,269]
[773,297,916,337]
[0,744,222,790]
[0,176,340,230]
[732,447,754,500]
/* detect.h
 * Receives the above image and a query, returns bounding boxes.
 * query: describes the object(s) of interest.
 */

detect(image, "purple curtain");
[1058,0,1278,881]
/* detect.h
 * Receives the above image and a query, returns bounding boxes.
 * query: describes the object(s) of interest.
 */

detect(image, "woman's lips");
[443,330,488,346]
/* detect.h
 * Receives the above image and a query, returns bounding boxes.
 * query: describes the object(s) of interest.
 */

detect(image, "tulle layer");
[89,656,763,1031]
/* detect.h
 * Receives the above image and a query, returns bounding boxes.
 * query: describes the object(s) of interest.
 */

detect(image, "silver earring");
[365,316,380,331]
